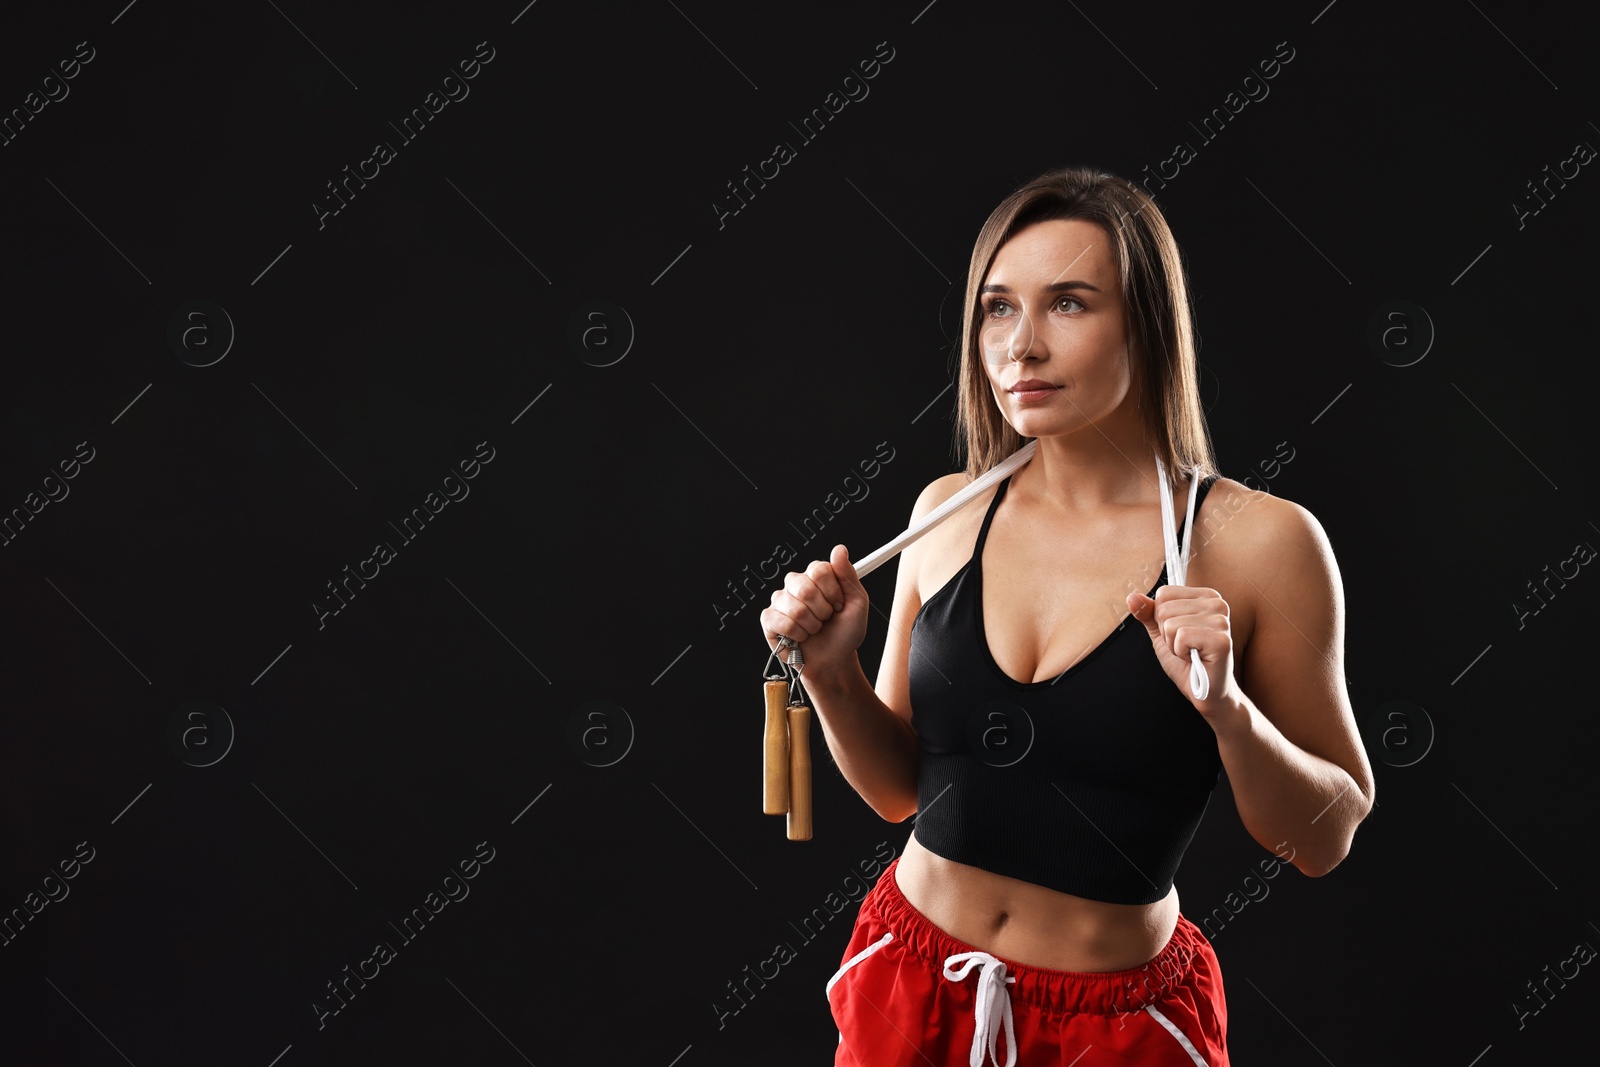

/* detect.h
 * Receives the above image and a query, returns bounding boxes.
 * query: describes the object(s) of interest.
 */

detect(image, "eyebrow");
[981,280,1103,295]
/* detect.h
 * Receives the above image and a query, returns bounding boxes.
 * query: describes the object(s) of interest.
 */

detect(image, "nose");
[981,304,1047,368]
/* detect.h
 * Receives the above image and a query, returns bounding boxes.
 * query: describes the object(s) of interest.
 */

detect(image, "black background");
[1,1,1597,1064]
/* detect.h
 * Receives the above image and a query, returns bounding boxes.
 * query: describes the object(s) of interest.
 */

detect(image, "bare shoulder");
[912,471,975,517]
[1196,475,1330,566]
[903,472,980,599]
[909,473,984,550]
[1195,476,1341,654]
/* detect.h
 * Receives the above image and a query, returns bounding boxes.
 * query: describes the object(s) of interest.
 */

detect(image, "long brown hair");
[953,166,1217,485]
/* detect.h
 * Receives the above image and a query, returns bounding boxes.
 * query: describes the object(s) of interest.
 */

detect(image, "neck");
[1013,404,1167,515]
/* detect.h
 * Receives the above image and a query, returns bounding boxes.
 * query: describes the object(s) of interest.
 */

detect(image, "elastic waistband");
[866,856,1209,1017]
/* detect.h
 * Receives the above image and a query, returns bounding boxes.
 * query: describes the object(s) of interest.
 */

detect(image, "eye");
[983,299,1013,318]
[1056,295,1085,313]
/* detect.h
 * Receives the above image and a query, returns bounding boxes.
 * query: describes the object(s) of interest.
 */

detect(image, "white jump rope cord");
[1154,454,1208,700]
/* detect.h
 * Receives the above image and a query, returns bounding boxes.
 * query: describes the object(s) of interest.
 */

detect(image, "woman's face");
[977,217,1136,438]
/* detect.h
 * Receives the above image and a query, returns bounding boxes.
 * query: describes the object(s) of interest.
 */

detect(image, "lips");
[1008,379,1060,392]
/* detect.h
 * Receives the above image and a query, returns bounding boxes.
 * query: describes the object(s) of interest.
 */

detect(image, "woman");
[759,167,1374,1066]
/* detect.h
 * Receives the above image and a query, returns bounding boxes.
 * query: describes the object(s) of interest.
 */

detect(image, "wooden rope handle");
[787,704,812,841]
[763,679,790,815]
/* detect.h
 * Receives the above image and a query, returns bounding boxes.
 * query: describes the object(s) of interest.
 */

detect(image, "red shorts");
[827,857,1229,1066]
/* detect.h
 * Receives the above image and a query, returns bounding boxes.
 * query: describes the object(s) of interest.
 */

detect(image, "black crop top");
[908,470,1223,905]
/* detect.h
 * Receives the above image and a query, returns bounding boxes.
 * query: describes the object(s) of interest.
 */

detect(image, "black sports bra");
[908,470,1223,905]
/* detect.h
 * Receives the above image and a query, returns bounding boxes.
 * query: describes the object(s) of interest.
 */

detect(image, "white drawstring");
[1154,456,1208,700]
[942,950,1018,1067]
[825,931,894,1000]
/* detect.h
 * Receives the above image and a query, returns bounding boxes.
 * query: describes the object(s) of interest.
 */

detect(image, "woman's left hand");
[1127,585,1242,729]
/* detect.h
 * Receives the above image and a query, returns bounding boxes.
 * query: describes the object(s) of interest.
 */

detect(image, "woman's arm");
[1210,490,1376,877]
[804,474,966,823]
[804,658,918,824]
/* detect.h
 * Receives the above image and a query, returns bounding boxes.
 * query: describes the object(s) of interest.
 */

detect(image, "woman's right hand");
[759,543,870,683]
